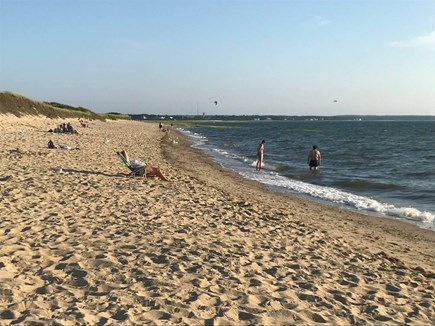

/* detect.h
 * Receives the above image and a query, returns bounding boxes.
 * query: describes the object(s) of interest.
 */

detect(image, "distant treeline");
[130,114,435,121]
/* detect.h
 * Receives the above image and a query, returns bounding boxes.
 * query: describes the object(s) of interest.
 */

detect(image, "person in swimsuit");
[256,140,266,171]
[307,145,321,171]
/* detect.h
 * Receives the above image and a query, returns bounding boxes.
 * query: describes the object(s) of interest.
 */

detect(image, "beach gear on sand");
[117,150,146,177]
[49,122,79,134]
[48,140,56,149]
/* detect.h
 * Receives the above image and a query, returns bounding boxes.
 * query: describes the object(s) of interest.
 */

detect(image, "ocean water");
[178,120,435,231]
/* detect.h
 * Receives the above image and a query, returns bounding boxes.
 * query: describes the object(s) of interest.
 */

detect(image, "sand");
[0,116,434,325]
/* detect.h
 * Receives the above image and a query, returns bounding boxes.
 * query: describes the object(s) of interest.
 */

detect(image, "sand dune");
[0,116,434,325]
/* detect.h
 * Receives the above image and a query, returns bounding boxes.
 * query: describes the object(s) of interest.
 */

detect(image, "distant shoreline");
[133,114,435,122]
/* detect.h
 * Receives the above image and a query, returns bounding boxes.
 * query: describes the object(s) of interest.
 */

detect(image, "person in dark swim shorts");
[307,145,321,171]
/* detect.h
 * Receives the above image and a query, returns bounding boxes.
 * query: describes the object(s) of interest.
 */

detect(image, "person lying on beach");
[47,140,78,150]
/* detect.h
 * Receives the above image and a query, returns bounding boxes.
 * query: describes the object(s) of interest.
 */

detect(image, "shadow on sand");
[54,168,128,178]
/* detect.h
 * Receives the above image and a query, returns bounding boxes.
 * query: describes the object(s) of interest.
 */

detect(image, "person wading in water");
[256,139,266,171]
[307,145,321,171]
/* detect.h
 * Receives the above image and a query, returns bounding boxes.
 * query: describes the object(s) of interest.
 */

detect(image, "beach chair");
[117,150,146,177]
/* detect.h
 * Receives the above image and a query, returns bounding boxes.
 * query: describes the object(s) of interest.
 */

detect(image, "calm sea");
[178,120,435,231]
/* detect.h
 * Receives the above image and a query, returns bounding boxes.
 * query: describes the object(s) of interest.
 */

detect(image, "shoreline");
[164,126,435,273]
[174,121,435,233]
[1,116,434,324]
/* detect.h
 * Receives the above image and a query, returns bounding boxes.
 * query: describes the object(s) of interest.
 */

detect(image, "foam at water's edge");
[241,170,435,229]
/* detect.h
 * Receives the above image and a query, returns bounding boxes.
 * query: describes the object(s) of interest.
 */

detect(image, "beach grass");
[0,91,130,121]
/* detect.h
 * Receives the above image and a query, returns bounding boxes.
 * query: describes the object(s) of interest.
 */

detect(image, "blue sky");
[1,0,434,115]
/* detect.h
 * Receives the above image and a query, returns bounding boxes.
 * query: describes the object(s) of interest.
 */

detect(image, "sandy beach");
[0,116,434,325]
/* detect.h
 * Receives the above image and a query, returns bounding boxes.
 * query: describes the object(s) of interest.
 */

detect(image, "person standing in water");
[307,145,321,171]
[256,140,266,171]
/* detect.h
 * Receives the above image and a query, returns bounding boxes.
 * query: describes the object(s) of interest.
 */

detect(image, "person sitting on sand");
[48,140,57,149]
[132,159,168,181]
[66,122,79,134]
[119,151,169,181]
[79,119,89,127]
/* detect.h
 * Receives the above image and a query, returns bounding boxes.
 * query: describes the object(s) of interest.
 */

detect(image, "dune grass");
[0,91,130,121]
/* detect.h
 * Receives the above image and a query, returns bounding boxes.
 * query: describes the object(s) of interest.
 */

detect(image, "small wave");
[403,170,435,178]
[178,128,208,146]
[212,148,239,159]
[273,164,289,172]
[212,148,229,156]
[335,179,400,190]
[240,171,435,229]
[247,160,287,172]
